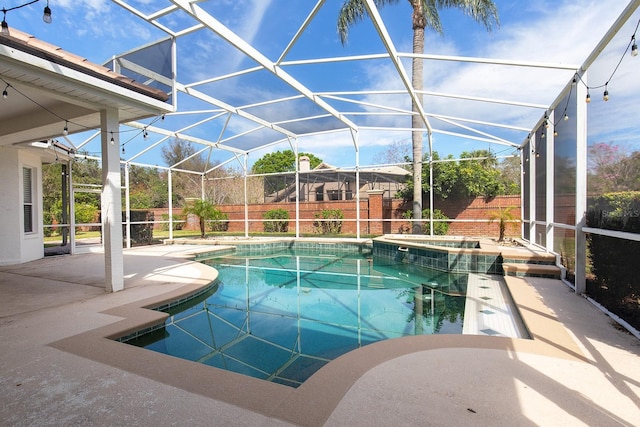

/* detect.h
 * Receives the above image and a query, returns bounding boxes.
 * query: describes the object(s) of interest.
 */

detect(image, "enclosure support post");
[61,163,68,246]
[100,108,124,293]
[529,134,537,245]
[69,161,76,255]
[124,163,131,249]
[294,138,300,238]
[168,169,173,240]
[353,130,360,239]
[428,132,434,237]
[546,111,555,253]
[574,73,588,294]
[244,153,249,238]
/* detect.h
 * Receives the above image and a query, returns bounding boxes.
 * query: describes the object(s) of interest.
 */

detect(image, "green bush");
[206,208,229,232]
[403,209,450,235]
[263,208,289,232]
[75,203,98,226]
[314,209,344,234]
[160,213,185,231]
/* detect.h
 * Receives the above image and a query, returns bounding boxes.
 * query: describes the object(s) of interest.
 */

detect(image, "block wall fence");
[150,194,525,238]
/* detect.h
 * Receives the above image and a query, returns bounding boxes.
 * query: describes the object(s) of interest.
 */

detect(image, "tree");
[488,206,519,242]
[162,138,208,206]
[338,0,499,233]
[252,150,323,199]
[497,155,521,195]
[251,150,322,174]
[588,142,640,193]
[398,149,509,200]
[182,199,219,238]
[372,139,411,168]
[127,165,167,209]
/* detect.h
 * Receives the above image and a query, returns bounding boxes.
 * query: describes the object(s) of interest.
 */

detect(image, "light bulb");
[110,132,115,145]
[2,87,7,99]
[632,43,638,57]
[603,90,609,101]
[1,19,8,35]
[63,121,68,136]
[554,129,558,137]
[585,93,591,103]
[563,114,569,121]
[43,5,52,24]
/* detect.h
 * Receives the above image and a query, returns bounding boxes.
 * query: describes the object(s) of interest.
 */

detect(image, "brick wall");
[148,194,524,237]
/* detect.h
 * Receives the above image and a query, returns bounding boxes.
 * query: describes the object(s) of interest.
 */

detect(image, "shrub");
[160,213,185,231]
[263,208,289,232]
[183,199,226,237]
[402,209,450,235]
[207,208,229,232]
[488,206,519,242]
[314,209,343,234]
[124,210,154,245]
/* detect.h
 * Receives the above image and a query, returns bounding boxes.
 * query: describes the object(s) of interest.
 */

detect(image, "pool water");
[127,251,468,388]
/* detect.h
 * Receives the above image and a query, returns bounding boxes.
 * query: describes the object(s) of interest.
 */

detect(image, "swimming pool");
[126,250,467,388]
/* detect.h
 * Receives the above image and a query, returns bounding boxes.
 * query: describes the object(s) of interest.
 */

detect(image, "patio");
[1,1,640,425]
[0,244,638,425]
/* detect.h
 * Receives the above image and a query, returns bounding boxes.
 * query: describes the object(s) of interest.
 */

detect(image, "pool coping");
[48,242,587,426]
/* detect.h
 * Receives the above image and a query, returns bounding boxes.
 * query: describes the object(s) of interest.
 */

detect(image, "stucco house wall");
[0,146,44,265]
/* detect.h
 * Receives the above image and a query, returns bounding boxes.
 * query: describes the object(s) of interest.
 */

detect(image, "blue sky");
[3,0,638,169]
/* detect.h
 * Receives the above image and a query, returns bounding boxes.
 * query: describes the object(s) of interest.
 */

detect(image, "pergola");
[1,0,639,294]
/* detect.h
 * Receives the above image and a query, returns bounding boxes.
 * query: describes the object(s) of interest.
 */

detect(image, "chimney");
[299,155,310,172]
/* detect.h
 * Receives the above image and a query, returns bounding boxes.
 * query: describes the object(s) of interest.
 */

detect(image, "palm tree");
[488,206,519,242]
[183,199,217,238]
[338,0,499,234]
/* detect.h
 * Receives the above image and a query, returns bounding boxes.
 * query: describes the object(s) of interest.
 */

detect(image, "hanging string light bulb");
[632,35,638,57]
[2,84,8,99]
[43,1,52,24]
[1,10,8,35]
[1,0,49,34]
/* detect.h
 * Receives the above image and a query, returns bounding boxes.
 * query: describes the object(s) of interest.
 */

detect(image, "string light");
[2,84,8,99]
[1,0,48,35]
[1,11,8,35]
[110,132,115,145]
[62,121,68,136]
[573,17,639,107]
[43,0,51,24]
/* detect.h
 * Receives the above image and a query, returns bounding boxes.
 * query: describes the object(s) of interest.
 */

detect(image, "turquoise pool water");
[126,250,467,388]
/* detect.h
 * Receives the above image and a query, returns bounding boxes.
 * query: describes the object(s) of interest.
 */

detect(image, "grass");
[44,228,379,248]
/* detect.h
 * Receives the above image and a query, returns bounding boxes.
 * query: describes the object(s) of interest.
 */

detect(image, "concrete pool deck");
[0,243,639,426]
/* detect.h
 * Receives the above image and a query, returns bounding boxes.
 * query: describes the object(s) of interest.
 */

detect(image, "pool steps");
[374,236,561,279]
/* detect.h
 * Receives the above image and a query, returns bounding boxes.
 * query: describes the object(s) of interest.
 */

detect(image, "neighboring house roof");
[307,162,410,183]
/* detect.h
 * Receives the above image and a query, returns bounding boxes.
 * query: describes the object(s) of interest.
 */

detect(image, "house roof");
[0,28,172,147]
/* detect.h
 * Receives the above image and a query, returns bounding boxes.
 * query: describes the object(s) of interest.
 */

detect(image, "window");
[23,167,34,233]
